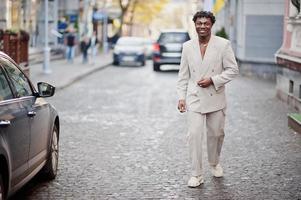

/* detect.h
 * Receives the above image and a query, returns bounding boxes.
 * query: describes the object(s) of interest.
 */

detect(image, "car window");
[0,68,13,101]
[158,32,190,43]
[1,59,32,97]
[117,38,144,46]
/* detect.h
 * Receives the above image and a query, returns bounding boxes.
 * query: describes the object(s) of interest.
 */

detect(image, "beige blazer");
[177,35,239,113]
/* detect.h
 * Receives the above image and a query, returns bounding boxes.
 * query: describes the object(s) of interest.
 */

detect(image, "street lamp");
[43,0,51,74]
[84,0,89,34]
[93,8,109,54]
[102,10,108,54]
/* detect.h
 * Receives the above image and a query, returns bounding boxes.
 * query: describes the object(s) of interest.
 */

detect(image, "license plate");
[123,56,135,62]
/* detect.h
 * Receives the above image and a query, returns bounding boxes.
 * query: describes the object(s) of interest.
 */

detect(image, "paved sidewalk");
[29,52,112,90]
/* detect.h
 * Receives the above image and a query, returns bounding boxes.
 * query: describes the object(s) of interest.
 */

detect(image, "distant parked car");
[113,37,146,66]
[152,29,190,71]
[0,51,59,199]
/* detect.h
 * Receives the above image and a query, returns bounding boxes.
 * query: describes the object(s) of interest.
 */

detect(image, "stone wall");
[275,0,301,112]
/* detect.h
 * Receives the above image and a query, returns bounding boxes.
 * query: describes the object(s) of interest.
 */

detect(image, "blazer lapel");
[199,35,216,78]
[191,39,202,75]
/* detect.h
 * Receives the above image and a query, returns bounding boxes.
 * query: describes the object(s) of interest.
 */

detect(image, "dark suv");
[152,30,190,71]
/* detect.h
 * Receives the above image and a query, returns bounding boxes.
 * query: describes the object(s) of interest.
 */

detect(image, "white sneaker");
[187,175,204,187]
[210,164,223,177]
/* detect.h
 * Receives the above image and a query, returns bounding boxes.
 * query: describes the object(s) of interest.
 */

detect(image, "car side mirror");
[37,82,55,97]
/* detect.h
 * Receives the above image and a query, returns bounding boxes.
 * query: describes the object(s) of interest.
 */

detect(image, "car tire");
[0,173,5,200]
[141,60,145,66]
[113,60,119,66]
[153,63,160,71]
[42,125,59,180]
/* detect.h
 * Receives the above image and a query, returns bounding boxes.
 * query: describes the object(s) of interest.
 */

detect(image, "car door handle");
[0,120,11,127]
[27,111,36,117]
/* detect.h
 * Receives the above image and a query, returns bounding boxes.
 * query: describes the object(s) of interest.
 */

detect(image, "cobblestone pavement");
[11,62,301,200]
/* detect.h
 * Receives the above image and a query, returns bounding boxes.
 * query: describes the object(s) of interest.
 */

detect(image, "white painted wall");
[244,0,285,15]
[0,0,8,29]
[227,0,285,62]
[59,0,79,12]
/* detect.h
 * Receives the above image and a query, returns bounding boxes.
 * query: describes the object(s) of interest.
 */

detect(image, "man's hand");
[178,99,186,113]
[197,78,212,88]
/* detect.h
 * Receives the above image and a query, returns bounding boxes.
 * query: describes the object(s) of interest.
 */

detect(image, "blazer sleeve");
[211,41,239,91]
[177,43,190,100]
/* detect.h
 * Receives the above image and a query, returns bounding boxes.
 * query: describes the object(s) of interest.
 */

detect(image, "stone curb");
[288,113,301,134]
[55,62,112,91]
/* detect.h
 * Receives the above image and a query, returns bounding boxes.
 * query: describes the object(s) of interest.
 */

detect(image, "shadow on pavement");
[9,173,53,200]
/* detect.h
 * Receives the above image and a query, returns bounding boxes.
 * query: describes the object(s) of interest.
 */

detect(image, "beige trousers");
[187,110,225,176]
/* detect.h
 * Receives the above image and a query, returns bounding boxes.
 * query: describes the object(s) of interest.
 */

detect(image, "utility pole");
[103,11,108,54]
[43,0,51,74]
[84,0,90,34]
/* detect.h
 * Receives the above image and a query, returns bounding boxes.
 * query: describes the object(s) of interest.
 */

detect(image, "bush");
[19,30,30,41]
[0,29,3,40]
[215,27,228,39]
[1,29,30,41]
[4,29,18,35]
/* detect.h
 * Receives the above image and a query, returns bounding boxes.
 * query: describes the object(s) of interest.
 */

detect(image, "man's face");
[195,17,213,38]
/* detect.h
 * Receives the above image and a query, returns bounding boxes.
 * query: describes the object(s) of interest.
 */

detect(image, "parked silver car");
[113,37,146,66]
[0,52,59,200]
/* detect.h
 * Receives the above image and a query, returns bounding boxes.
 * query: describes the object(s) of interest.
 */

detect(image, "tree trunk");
[128,0,138,36]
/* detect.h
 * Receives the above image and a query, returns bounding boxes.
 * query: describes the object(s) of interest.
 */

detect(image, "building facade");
[0,0,100,49]
[275,0,301,111]
[0,0,58,48]
[215,0,285,80]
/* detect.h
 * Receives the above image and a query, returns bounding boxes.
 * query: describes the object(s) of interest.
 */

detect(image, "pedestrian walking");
[176,11,239,187]
[80,34,91,64]
[90,31,99,64]
[64,26,77,63]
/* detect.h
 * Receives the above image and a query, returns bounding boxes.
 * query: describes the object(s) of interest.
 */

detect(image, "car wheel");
[153,63,160,71]
[0,173,5,200]
[113,60,119,66]
[141,60,145,66]
[43,125,59,180]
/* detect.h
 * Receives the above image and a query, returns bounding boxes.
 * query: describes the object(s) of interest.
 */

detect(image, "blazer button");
[210,93,213,96]
[212,69,214,72]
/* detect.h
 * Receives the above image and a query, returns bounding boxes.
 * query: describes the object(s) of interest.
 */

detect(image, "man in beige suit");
[177,11,239,187]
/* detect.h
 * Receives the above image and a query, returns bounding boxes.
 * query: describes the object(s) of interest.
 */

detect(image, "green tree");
[215,27,228,39]
[115,0,137,36]
[113,0,169,36]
